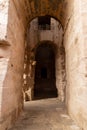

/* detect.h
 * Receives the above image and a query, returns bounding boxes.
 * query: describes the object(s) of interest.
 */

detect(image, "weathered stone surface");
[0,0,87,130]
[63,0,87,130]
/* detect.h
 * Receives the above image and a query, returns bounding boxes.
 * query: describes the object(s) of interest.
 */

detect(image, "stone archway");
[1,1,85,130]
[23,39,65,102]
[26,0,65,28]
[0,0,66,128]
[24,16,65,102]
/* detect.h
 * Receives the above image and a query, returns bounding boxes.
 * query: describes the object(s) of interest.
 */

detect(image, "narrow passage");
[9,98,81,130]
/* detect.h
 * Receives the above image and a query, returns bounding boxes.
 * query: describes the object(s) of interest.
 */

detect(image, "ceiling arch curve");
[25,0,65,28]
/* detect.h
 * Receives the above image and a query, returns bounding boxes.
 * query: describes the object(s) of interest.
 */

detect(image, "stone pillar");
[56,46,66,102]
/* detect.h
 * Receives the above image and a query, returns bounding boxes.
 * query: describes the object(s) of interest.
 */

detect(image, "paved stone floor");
[9,98,81,130]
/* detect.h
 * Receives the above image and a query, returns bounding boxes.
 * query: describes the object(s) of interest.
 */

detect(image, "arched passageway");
[0,1,85,130]
[34,42,58,99]
[24,16,64,101]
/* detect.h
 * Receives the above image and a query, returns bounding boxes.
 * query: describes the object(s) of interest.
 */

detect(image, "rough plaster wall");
[77,0,87,129]
[64,0,87,129]
[0,0,27,129]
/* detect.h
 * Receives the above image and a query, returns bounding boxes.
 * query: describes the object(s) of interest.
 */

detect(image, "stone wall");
[0,0,10,129]
[64,0,87,129]
[0,0,87,130]
[0,1,65,129]
[0,0,27,129]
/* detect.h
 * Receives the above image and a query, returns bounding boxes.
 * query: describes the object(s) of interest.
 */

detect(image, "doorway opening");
[34,42,58,100]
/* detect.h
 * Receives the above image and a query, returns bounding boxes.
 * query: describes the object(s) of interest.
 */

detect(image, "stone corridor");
[9,98,81,130]
[0,1,87,130]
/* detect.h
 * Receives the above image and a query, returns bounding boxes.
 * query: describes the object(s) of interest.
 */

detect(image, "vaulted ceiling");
[12,0,71,29]
[18,0,66,27]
